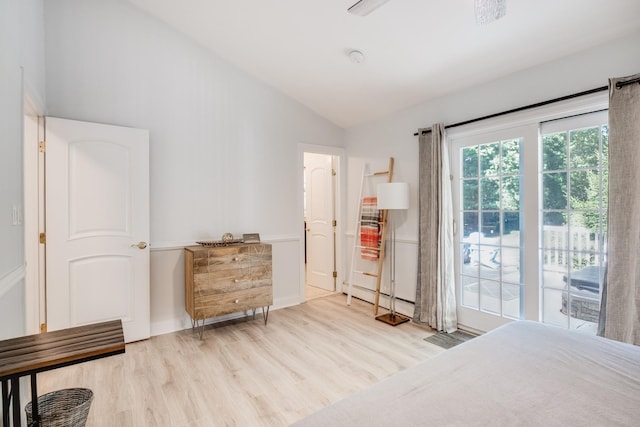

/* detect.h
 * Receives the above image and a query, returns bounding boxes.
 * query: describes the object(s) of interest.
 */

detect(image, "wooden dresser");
[184,243,272,338]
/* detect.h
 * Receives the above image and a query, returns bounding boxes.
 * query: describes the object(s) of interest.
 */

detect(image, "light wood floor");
[37,294,443,426]
[304,284,335,301]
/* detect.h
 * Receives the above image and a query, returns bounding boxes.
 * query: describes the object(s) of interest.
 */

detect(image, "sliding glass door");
[451,125,539,332]
[540,111,608,333]
[450,111,608,333]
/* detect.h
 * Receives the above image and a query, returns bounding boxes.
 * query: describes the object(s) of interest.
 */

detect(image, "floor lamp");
[376,182,411,326]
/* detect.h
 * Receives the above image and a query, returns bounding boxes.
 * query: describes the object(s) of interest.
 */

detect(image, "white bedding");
[292,321,640,426]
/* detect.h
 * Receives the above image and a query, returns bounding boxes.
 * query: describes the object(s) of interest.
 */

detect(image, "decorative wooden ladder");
[346,157,394,315]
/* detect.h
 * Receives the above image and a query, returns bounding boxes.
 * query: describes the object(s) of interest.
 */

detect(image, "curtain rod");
[616,76,640,89]
[413,85,608,136]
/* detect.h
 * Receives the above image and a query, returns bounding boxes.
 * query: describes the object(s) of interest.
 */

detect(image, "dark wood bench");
[1,319,125,426]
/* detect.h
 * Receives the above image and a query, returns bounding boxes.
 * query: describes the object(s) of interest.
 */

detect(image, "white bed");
[292,321,640,426]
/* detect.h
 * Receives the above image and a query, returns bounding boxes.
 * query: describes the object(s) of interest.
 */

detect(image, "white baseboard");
[150,297,303,337]
[342,283,415,318]
[274,295,302,310]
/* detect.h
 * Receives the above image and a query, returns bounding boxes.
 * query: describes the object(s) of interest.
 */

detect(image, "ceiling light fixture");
[349,50,365,64]
[475,0,507,25]
[348,0,391,16]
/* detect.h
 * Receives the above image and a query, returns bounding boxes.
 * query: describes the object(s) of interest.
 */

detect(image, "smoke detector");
[349,50,365,64]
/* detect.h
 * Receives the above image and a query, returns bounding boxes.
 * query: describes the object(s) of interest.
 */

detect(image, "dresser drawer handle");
[233,257,239,261]
[234,299,240,304]
[234,279,239,283]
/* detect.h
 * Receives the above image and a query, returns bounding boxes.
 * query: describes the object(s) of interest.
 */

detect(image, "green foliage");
[462,126,607,238]
[541,125,608,234]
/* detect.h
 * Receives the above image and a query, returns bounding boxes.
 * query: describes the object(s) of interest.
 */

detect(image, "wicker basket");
[25,388,93,427]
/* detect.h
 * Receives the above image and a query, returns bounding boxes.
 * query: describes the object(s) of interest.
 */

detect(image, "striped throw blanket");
[360,197,381,260]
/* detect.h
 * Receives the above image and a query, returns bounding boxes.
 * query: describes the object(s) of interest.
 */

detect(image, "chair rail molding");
[150,234,300,251]
[0,263,26,299]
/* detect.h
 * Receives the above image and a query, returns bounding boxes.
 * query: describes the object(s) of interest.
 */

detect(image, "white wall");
[43,0,344,335]
[344,30,640,316]
[0,0,45,340]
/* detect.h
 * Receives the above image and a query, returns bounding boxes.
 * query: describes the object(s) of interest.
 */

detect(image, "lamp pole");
[375,183,410,326]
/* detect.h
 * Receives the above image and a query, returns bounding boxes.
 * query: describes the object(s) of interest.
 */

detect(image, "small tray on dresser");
[195,239,243,247]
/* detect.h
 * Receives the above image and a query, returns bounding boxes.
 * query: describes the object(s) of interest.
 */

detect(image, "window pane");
[462,146,478,178]
[569,169,606,215]
[480,143,500,176]
[570,128,599,169]
[463,179,478,210]
[542,267,566,291]
[569,170,593,208]
[503,212,520,237]
[501,139,520,174]
[543,211,566,227]
[461,243,472,266]
[501,176,520,210]
[542,132,567,171]
[543,288,567,328]
[479,245,500,279]
[500,247,521,284]
[502,283,522,319]
[543,172,567,209]
[461,275,479,309]
[479,279,501,314]
[463,212,479,238]
[481,177,499,210]
[481,212,500,237]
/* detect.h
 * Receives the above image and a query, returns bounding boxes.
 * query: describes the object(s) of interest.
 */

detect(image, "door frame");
[297,144,344,302]
[23,91,46,336]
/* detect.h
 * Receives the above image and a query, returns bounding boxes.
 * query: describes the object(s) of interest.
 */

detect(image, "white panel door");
[305,153,335,291]
[45,117,150,343]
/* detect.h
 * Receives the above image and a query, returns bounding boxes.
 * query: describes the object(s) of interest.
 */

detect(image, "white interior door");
[45,117,150,343]
[305,152,335,291]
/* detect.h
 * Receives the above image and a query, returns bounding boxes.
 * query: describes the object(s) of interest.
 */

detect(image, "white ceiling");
[126,0,640,128]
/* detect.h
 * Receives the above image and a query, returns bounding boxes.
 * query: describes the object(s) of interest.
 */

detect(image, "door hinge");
[39,232,46,244]
[40,323,47,333]
[332,220,337,227]
[332,168,336,176]
[333,271,337,278]
[39,141,46,153]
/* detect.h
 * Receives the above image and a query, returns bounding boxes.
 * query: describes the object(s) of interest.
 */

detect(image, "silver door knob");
[131,241,148,250]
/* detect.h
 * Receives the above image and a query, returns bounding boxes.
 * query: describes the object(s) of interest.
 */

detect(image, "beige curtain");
[414,123,457,332]
[598,73,640,345]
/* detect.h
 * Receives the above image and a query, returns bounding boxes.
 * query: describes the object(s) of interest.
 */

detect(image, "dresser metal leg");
[198,319,205,340]
[262,306,270,325]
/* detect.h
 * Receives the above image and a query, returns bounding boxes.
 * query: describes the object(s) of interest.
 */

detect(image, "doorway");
[301,146,343,302]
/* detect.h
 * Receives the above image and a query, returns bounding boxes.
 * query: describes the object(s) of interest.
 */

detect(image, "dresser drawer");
[195,285,272,319]
[191,245,270,272]
[194,265,271,293]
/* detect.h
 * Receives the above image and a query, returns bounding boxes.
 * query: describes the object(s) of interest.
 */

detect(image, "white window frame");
[448,91,608,333]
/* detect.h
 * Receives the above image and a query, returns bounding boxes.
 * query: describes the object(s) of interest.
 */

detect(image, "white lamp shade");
[377,182,410,210]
